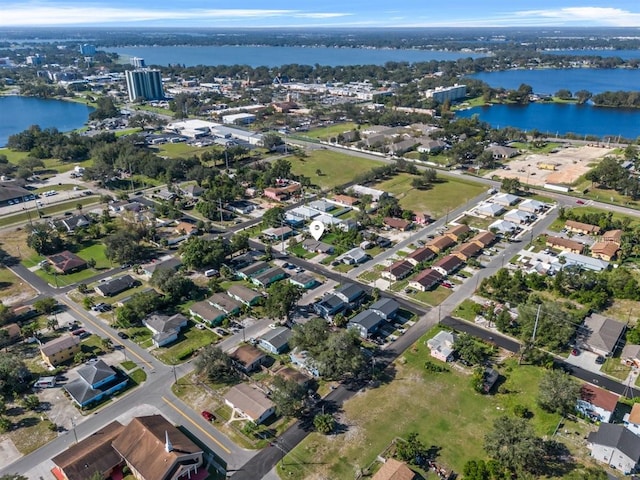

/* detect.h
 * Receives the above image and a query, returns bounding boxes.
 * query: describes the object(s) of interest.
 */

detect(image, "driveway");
[564,349,603,374]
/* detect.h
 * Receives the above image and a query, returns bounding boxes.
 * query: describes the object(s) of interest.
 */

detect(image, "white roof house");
[559,252,610,272]
[351,185,389,201]
[492,193,520,206]
[427,331,457,362]
[475,202,505,217]
[504,210,534,224]
[489,219,519,234]
[519,199,545,213]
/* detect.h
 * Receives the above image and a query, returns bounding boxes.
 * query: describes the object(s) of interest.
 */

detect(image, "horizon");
[1,1,640,28]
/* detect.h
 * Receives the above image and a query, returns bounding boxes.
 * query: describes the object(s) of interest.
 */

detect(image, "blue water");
[469,68,640,96]
[544,49,640,60]
[107,45,486,67]
[0,96,93,147]
[456,103,640,140]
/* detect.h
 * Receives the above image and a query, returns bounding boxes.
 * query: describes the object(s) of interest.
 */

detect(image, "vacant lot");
[374,173,486,217]
[289,150,383,190]
[279,328,589,480]
[0,268,36,305]
[305,122,360,140]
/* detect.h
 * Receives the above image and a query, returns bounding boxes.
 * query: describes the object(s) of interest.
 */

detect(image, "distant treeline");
[592,90,640,108]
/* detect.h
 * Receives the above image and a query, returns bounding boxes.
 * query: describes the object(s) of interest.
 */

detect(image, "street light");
[70,417,78,444]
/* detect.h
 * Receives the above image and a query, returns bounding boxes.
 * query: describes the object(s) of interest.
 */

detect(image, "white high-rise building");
[130,57,146,68]
[125,69,164,102]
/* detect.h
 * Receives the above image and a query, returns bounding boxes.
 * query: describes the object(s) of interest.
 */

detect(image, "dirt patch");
[486,145,615,187]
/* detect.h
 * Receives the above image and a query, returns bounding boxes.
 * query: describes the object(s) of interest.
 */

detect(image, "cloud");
[0,2,349,26]
[515,7,640,26]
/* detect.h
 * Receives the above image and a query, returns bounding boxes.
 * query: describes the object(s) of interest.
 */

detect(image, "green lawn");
[280,330,562,480]
[155,323,219,365]
[600,357,631,381]
[155,142,223,159]
[288,243,318,259]
[409,286,453,306]
[305,122,360,140]
[128,368,147,385]
[33,184,84,193]
[452,299,481,322]
[32,242,111,287]
[374,173,486,218]
[289,150,384,190]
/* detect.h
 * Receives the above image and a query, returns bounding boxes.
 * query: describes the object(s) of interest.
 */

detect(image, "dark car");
[201,411,215,422]
[595,356,606,365]
[117,332,129,339]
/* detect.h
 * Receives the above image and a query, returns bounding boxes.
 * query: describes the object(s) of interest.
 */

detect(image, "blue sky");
[2,1,640,27]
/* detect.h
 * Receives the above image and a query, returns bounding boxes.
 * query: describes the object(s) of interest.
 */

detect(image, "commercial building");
[424,84,467,103]
[125,69,165,102]
[79,44,96,56]
[40,335,81,367]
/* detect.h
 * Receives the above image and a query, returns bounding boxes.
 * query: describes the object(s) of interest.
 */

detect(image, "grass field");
[33,184,84,193]
[32,241,111,287]
[289,150,384,190]
[155,323,219,365]
[374,173,486,217]
[306,122,359,140]
[409,285,453,306]
[155,142,222,159]
[279,330,565,480]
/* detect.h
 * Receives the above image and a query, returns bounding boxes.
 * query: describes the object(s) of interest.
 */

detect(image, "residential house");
[565,220,601,235]
[258,327,292,354]
[301,238,334,254]
[486,145,519,159]
[577,384,619,423]
[263,226,293,241]
[622,344,640,368]
[588,423,640,474]
[417,139,447,154]
[348,310,386,338]
[413,212,432,225]
[226,200,255,214]
[0,323,21,347]
[369,298,399,321]
[94,274,138,297]
[409,269,443,292]
[111,415,204,480]
[207,293,241,316]
[237,261,270,280]
[445,224,471,242]
[313,294,346,319]
[252,266,287,288]
[143,313,188,347]
[406,247,436,266]
[427,330,457,362]
[287,206,319,221]
[309,200,335,212]
[224,383,275,425]
[470,231,497,249]
[579,313,626,357]
[289,272,318,289]
[603,229,623,245]
[476,203,505,217]
[492,193,520,207]
[40,334,81,367]
[189,301,226,325]
[289,348,320,377]
[230,344,267,374]
[545,236,584,254]
[452,242,482,261]
[382,260,414,282]
[519,199,545,213]
[335,283,365,305]
[46,250,87,274]
[274,366,311,388]
[489,219,518,234]
[180,184,204,198]
[504,210,534,224]
[333,194,359,207]
[559,252,610,272]
[174,221,197,236]
[624,403,640,437]
[591,242,620,261]
[371,458,416,480]
[351,185,388,202]
[64,360,128,408]
[227,284,262,306]
[141,257,182,277]
[51,421,125,480]
[427,235,455,253]
[263,182,301,201]
[387,138,418,156]
[384,217,412,231]
[340,247,369,265]
[54,214,91,233]
[432,255,464,277]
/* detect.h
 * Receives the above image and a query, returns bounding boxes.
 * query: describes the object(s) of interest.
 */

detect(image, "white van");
[204,269,219,278]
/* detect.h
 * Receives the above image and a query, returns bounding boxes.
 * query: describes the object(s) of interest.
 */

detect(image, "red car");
[576,200,585,205]
[201,411,215,422]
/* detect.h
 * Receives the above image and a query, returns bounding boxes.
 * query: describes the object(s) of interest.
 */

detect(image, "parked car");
[595,356,606,365]
[201,411,215,422]
[571,348,580,356]
[576,200,585,205]
[117,332,129,339]
[195,324,205,330]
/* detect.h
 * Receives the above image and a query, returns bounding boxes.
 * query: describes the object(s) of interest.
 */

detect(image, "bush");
[0,417,11,433]
[424,361,449,373]
[513,404,532,419]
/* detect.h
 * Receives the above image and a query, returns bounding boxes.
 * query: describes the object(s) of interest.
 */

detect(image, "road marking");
[162,396,231,454]
[59,297,152,368]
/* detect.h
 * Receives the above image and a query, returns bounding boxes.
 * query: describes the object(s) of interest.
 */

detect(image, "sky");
[1,1,640,28]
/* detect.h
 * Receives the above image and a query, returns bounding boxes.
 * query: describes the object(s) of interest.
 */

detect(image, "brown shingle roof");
[40,334,81,357]
[410,268,443,288]
[111,415,202,480]
[565,220,601,234]
[230,344,266,367]
[407,247,436,264]
[445,224,471,240]
[591,242,620,258]
[46,250,87,274]
[433,254,464,273]
[385,260,414,278]
[546,236,584,252]
[372,458,416,480]
[453,242,482,259]
[224,383,274,421]
[470,231,496,248]
[603,229,623,244]
[580,384,619,413]
[52,421,124,480]
[384,217,411,230]
[427,235,455,251]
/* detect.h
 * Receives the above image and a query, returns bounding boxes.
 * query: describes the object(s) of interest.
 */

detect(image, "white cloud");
[515,7,640,26]
[293,13,352,19]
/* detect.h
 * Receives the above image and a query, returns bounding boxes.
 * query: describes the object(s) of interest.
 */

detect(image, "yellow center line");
[60,297,152,368]
[162,396,231,454]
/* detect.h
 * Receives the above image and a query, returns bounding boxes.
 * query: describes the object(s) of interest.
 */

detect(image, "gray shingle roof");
[588,423,640,462]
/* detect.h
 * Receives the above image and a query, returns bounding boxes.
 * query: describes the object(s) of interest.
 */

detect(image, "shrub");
[424,361,449,373]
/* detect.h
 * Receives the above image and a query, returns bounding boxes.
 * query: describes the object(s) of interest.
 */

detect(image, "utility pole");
[531,304,542,343]
[70,417,78,444]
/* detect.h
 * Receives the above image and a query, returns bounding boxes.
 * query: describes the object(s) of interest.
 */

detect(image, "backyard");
[154,323,219,365]
[289,150,384,190]
[374,174,486,217]
[278,327,591,480]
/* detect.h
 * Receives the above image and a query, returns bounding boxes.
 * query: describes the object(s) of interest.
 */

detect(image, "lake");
[106,45,486,67]
[0,96,93,147]
[469,68,640,95]
[456,103,640,140]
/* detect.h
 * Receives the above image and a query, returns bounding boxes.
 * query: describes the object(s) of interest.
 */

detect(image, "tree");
[454,333,489,365]
[271,376,307,418]
[484,416,545,476]
[264,282,303,322]
[0,353,30,396]
[180,237,229,270]
[0,475,28,480]
[262,206,285,228]
[314,413,335,434]
[500,177,521,194]
[22,394,40,410]
[151,269,196,303]
[26,222,64,255]
[554,89,572,100]
[33,297,57,315]
[105,230,144,265]
[575,90,593,105]
[262,133,284,151]
[315,330,366,380]
[395,432,428,465]
[537,370,580,416]
[194,345,235,383]
[290,317,330,353]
